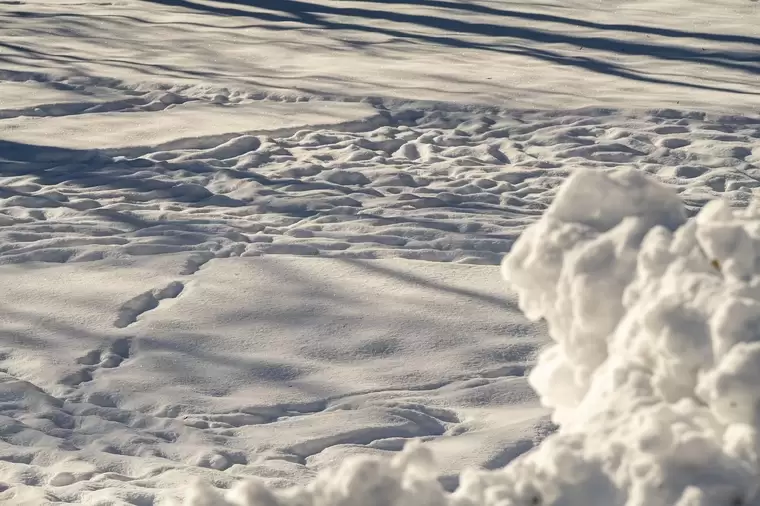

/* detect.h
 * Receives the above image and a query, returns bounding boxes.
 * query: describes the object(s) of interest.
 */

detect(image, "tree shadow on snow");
[140,0,760,95]
[0,139,304,207]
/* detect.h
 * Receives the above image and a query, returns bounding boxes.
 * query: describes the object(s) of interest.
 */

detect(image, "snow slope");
[0,0,759,504]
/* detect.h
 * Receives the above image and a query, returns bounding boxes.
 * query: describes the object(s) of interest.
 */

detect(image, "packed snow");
[1,0,759,504]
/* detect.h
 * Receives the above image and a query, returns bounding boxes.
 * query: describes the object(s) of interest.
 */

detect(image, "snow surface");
[0,255,547,504]
[0,100,379,151]
[188,168,760,506]
[0,81,130,113]
[1,0,759,504]
[4,0,759,111]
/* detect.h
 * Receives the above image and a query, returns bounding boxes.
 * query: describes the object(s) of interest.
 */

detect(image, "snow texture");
[1,0,759,503]
[187,170,760,506]
[0,254,548,505]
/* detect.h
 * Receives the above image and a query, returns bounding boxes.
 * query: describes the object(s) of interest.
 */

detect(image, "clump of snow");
[185,168,760,505]
[186,443,442,506]
[500,168,760,505]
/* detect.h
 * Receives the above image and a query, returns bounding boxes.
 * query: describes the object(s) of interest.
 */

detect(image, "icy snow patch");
[189,169,760,505]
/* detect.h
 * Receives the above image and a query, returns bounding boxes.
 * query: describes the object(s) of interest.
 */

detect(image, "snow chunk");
[502,168,687,419]
[548,168,686,233]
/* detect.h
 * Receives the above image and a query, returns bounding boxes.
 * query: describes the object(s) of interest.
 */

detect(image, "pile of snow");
[186,168,760,506]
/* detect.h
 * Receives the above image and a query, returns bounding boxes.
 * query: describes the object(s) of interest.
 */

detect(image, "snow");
[0,99,379,151]
[1,0,759,504]
[0,255,546,504]
[4,0,759,111]
[0,81,130,114]
[187,169,760,506]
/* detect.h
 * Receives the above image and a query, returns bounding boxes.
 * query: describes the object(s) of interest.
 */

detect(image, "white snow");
[1,0,759,504]
[186,169,760,506]
[0,255,547,504]
[0,81,131,114]
[4,0,759,111]
[0,99,379,151]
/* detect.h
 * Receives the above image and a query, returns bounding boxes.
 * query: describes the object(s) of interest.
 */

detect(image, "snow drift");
[186,168,760,506]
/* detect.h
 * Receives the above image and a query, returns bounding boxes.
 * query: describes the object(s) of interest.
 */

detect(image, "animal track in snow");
[63,337,133,387]
[77,336,132,368]
[114,281,185,328]
[179,252,215,275]
[2,91,759,268]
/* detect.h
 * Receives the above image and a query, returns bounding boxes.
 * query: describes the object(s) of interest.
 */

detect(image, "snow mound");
[187,168,760,505]
[501,168,760,505]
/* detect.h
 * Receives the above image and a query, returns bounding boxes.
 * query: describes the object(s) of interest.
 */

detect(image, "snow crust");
[188,169,760,505]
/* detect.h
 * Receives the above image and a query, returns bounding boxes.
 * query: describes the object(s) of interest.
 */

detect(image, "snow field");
[1,0,759,503]
[1,72,760,505]
[188,168,760,506]
[4,0,759,111]
[2,78,760,269]
[0,254,548,504]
